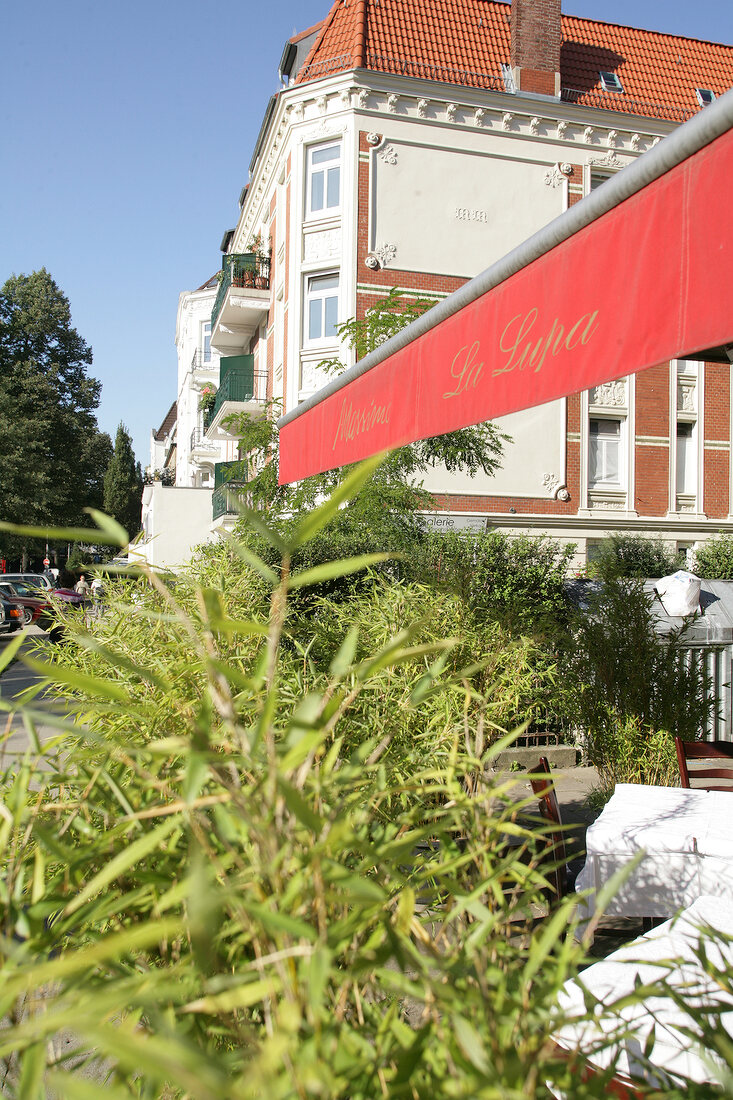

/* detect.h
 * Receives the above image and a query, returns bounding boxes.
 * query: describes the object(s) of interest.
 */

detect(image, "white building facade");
[147,0,733,567]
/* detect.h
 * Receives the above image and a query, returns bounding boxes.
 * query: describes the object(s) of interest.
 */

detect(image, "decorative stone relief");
[339,88,351,107]
[590,380,626,407]
[678,382,696,413]
[676,499,695,514]
[583,126,594,144]
[607,129,619,147]
[544,162,572,188]
[291,103,304,122]
[373,242,397,267]
[590,149,622,169]
[366,132,381,146]
[356,89,369,109]
[502,112,514,131]
[474,107,485,126]
[630,133,642,150]
[379,144,398,165]
[446,103,457,122]
[417,98,429,118]
[557,120,568,138]
[590,498,625,511]
[541,473,570,501]
[301,360,329,392]
[387,94,399,113]
[303,228,342,263]
[315,95,327,115]
[652,136,661,147]
[529,116,541,136]
[364,255,380,270]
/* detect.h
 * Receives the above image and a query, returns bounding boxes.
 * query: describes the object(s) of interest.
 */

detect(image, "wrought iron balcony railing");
[211,253,271,330]
[212,483,247,520]
[561,87,693,123]
[190,428,216,451]
[203,366,268,433]
[191,350,215,373]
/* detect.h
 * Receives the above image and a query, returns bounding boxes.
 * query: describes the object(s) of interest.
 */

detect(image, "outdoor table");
[552,894,733,1090]
[576,784,733,921]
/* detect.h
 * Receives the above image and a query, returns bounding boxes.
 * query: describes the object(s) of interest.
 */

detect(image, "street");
[0,627,68,765]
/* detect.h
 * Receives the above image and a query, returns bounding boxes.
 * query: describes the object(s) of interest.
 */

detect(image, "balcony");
[203,356,268,439]
[210,253,270,353]
[191,350,218,386]
[189,428,218,457]
[212,460,248,523]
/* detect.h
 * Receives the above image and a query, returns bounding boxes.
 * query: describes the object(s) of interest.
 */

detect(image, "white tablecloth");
[576,784,733,919]
[554,895,733,1088]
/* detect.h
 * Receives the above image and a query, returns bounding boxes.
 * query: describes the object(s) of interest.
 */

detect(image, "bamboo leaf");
[0,520,124,545]
[220,531,279,585]
[290,453,385,548]
[329,625,359,677]
[183,976,282,1014]
[20,656,130,703]
[17,1040,46,1098]
[277,778,323,834]
[0,919,180,1002]
[453,1014,491,1074]
[85,508,129,546]
[289,553,391,590]
[0,632,24,675]
[64,818,179,915]
[240,900,317,942]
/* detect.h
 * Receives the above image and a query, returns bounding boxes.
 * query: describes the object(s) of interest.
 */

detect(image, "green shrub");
[588,534,684,581]
[0,473,728,1097]
[559,577,712,792]
[694,532,733,578]
[414,529,574,634]
[0,465,592,1098]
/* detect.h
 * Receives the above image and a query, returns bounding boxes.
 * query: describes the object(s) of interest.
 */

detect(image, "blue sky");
[2,1,731,469]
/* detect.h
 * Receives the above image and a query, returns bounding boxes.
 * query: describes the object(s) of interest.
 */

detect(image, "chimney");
[510,0,562,97]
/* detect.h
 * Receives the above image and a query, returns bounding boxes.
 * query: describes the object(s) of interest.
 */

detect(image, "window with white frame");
[306,141,341,217]
[676,421,696,496]
[589,418,622,486]
[304,272,339,345]
[590,169,613,192]
[202,321,211,363]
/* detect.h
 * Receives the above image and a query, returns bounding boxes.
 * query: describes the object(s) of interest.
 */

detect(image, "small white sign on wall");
[420,513,486,532]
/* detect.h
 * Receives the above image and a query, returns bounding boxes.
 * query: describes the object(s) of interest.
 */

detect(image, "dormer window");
[599,71,624,94]
[696,88,716,107]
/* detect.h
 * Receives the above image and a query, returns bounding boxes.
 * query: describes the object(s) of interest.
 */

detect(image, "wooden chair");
[675,736,733,791]
[529,756,568,899]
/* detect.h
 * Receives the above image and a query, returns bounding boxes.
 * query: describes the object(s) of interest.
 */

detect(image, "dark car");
[0,594,24,635]
[0,580,53,627]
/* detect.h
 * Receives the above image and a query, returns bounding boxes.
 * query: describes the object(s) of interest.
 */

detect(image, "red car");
[0,580,53,627]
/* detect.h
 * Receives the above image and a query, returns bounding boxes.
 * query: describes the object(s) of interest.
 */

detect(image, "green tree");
[103,423,143,538]
[0,269,111,565]
[226,289,507,575]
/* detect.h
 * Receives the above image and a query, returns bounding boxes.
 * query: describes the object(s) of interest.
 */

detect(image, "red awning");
[279,91,733,484]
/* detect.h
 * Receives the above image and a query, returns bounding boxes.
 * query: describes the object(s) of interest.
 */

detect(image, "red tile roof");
[296,0,733,123]
[289,20,325,46]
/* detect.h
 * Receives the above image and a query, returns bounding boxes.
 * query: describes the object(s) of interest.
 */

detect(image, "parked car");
[0,581,53,627]
[0,572,53,593]
[0,594,24,635]
[0,572,87,606]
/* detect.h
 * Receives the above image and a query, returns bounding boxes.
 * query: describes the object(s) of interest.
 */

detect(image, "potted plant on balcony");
[246,232,271,289]
[199,385,217,413]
